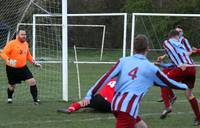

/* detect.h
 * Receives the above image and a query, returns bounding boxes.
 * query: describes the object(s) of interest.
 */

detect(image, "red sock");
[189,97,200,120]
[67,102,81,112]
[161,88,171,108]
[168,89,175,99]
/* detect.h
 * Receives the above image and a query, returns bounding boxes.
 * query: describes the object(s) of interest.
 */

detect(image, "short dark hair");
[17,29,26,35]
[168,29,179,38]
[134,34,149,53]
[175,25,183,30]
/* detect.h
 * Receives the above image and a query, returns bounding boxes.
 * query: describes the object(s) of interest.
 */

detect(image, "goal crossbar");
[33,13,127,17]
[17,23,106,28]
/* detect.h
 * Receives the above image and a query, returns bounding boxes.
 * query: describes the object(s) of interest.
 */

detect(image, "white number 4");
[107,81,116,88]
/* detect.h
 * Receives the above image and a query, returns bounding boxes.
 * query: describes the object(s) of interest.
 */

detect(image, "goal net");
[0,0,64,102]
[0,1,127,102]
[30,13,127,100]
[130,13,200,105]
[131,13,200,63]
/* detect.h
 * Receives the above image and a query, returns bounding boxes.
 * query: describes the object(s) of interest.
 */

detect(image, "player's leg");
[6,65,18,103]
[22,66,39,104]
[158,68,176,103]
[160,67,183,119]
[7,84,16,103]
[57,100,82,113]
[134,116,148,128]
[135,120,147,128]
[87,94,111,112]
[160,88,176,105]
[161,88,171,107]
[64,94,111,113]
[67,101,82,113]
[160,88,172,119]
[58,94,111,113]
[168,89,176,102]
[183,68,200,125]
[185,89,200,125]
[160,68,173,119]
[114,112,145,128]
[25,78,39,104]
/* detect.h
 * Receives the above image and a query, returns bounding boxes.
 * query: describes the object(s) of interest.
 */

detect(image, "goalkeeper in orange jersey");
[0,29,41,105]
[57,78,116,113]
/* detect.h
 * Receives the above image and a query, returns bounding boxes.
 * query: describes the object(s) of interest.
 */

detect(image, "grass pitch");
[0,49,200,128]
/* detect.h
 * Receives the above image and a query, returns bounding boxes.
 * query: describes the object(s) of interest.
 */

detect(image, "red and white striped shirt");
[163,38,193,66]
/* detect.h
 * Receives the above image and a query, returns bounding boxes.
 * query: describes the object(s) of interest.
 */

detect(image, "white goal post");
[131,13,200,56]
[62,0,68,101]
[32,13,127,101]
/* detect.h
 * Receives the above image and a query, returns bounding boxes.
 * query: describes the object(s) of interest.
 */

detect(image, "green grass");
[0,49,200,128]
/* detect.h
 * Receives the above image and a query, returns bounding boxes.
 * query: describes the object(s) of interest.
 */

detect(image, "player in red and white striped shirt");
[157,25,196,119]
[158,29,200,125]
[158,25,193,107]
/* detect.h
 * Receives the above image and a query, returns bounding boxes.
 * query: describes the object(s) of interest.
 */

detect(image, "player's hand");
[7,59,16,67]
[192,47,198,53]
[157,55,166,62]
[153,61,161,66]
[179,64,187,71]
[192,50,197,53]
[33,61,42,68]
[187,51,192,56]
[192,47,197,51]
[82,99,90,107]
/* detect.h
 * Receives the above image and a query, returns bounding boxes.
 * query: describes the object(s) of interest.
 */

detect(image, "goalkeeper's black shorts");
[87,94,111,112]
[6,65,33,85]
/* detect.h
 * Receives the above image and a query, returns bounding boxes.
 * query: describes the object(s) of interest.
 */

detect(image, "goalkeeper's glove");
[32,60,42,68]
[7,59,16,67]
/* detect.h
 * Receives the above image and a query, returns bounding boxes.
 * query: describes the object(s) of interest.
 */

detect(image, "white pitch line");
[142,99,188,103]
[0,111,193,126]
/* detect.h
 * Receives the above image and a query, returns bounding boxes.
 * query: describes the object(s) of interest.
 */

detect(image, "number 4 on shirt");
[128,67,139,80]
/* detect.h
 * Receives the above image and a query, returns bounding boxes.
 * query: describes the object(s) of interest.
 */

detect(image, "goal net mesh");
[132,14,200,96]
[132,15,200,62]
[0,0,63,102]
[0,0,126,102]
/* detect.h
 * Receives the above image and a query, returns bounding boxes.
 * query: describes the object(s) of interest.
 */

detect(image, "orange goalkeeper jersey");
[1,38,33,68]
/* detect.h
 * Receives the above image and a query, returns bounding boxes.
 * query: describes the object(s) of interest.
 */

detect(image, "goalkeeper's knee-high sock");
[7,88,14,99]
[30,85,38,102]
[67,102,81,112]
[161,88,171,108]
[189,97,200,120]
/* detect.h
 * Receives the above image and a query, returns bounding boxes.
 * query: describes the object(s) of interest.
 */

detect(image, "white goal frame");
[17,23,106,61]
[32,13,127,101]
[33,13,127,59]
[131,13,200,56]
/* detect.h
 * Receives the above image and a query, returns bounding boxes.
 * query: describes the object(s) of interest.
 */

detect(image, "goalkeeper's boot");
[7,98,13,104]
[33,99,40,105]
[193,118,200,126]
[160,108,172,119]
